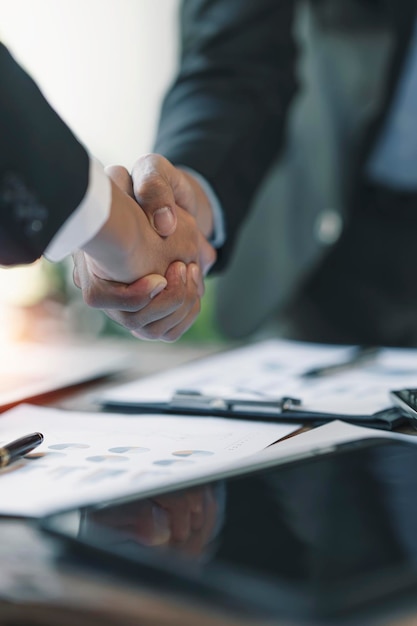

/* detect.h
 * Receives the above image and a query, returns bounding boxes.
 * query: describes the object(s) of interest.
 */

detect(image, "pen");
[301,346,379,378]
[0,432,44,467]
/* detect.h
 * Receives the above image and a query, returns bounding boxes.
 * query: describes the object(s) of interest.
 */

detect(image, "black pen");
[0,432,44,467]
[301,346,379,378]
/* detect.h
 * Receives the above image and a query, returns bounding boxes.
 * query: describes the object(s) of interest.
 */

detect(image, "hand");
[130,153,215,244]
[73,254,205,342]
[73,168,216,341]
[80,485,221,558]
[108,157,216,274]
[101,155,217,340]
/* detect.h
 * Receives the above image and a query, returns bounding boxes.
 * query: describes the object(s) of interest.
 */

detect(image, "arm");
[152,0,298,268]
[1,42,215,340]
[0,42,192,279]
[0,42,90,265]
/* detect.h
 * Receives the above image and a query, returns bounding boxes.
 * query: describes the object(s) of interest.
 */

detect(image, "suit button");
[314,209,343,245]
[29,219,43,232]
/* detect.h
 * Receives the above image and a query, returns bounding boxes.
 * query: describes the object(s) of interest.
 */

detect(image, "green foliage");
[179,277,226,343]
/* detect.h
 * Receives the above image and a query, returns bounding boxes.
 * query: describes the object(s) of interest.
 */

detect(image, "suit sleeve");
[0,42,90,265]
[153,0,298,268]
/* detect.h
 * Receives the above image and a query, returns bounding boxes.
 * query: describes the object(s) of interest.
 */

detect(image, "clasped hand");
[80,484,221,558]
[73,155,216,342]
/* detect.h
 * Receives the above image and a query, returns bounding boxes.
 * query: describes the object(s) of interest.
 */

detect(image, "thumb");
[131,158,177,237]
[151,205,177,237]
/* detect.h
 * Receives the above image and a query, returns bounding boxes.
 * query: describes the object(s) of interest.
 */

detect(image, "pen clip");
[170,391,302,414]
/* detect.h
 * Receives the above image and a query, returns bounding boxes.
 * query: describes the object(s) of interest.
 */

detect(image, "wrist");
[180,169,215,240]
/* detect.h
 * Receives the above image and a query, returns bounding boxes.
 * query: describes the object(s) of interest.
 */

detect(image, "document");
[98,339,417,417]
[249,419,417,467]
[0,404,300,517]
[0,341,128,410]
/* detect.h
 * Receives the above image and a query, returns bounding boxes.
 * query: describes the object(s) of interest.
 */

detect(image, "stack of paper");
[0,404,300,517]
[98,339,417,416]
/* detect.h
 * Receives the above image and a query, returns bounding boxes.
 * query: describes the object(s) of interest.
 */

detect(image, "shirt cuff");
[178,166,226,248]
[44,158,111,262]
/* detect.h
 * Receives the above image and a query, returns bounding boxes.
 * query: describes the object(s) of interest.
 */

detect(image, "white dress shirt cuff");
[178,166,226,248]
[44,158,111,262]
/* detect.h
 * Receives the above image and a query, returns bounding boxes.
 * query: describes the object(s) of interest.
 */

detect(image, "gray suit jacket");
[155,0,417,346]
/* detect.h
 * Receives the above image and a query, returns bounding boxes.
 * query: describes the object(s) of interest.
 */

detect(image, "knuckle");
[137,176,169,206]
[117,294,142,312]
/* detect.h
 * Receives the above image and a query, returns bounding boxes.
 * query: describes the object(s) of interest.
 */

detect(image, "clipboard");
[98,339,417,432]
[101,390,406,431]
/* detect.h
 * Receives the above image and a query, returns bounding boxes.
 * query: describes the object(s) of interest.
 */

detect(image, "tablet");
[40,438,417,624]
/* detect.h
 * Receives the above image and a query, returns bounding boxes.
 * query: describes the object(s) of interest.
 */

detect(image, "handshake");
[74,154,217,342]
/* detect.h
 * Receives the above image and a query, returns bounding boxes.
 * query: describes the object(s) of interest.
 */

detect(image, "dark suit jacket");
[0,43,89,265]
[154,0,417,346]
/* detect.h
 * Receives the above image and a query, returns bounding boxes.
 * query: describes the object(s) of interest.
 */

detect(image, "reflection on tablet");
[42,439,417,623]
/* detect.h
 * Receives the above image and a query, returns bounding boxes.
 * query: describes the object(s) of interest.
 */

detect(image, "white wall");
[0,0,180,168]
[0,0,180,315]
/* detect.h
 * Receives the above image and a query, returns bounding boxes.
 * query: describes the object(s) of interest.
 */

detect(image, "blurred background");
[0,0,223,345]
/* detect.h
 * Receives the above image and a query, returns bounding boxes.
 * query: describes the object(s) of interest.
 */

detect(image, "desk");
[1,338,417,626]
[1,339,263,626]
[0,520,267,626]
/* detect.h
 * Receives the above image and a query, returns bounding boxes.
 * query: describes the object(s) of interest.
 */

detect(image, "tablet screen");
[41,438,417,622]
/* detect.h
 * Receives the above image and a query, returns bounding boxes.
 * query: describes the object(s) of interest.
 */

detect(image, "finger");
[131,265,200,341]
[133,260,187,322]
[85,501,171,547]
[132,297,200,343]
[131,155,177,236]
[179,529,207,556]
[81,273,168,312]
[187,488,205,515]
[153,494,192,544]
[159,298,201,343]
[73,265,80,289]
[187,489,206,532]
[190,509,205,532]
[105,165,135,198]
[72,250,89,290]
[189,263,205,298]
[103,260,202,340]
[105,262,185,332]
[188,487,220,553]
[134,502,171,547]
[175,488,220,556]
[159,264,202,341]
